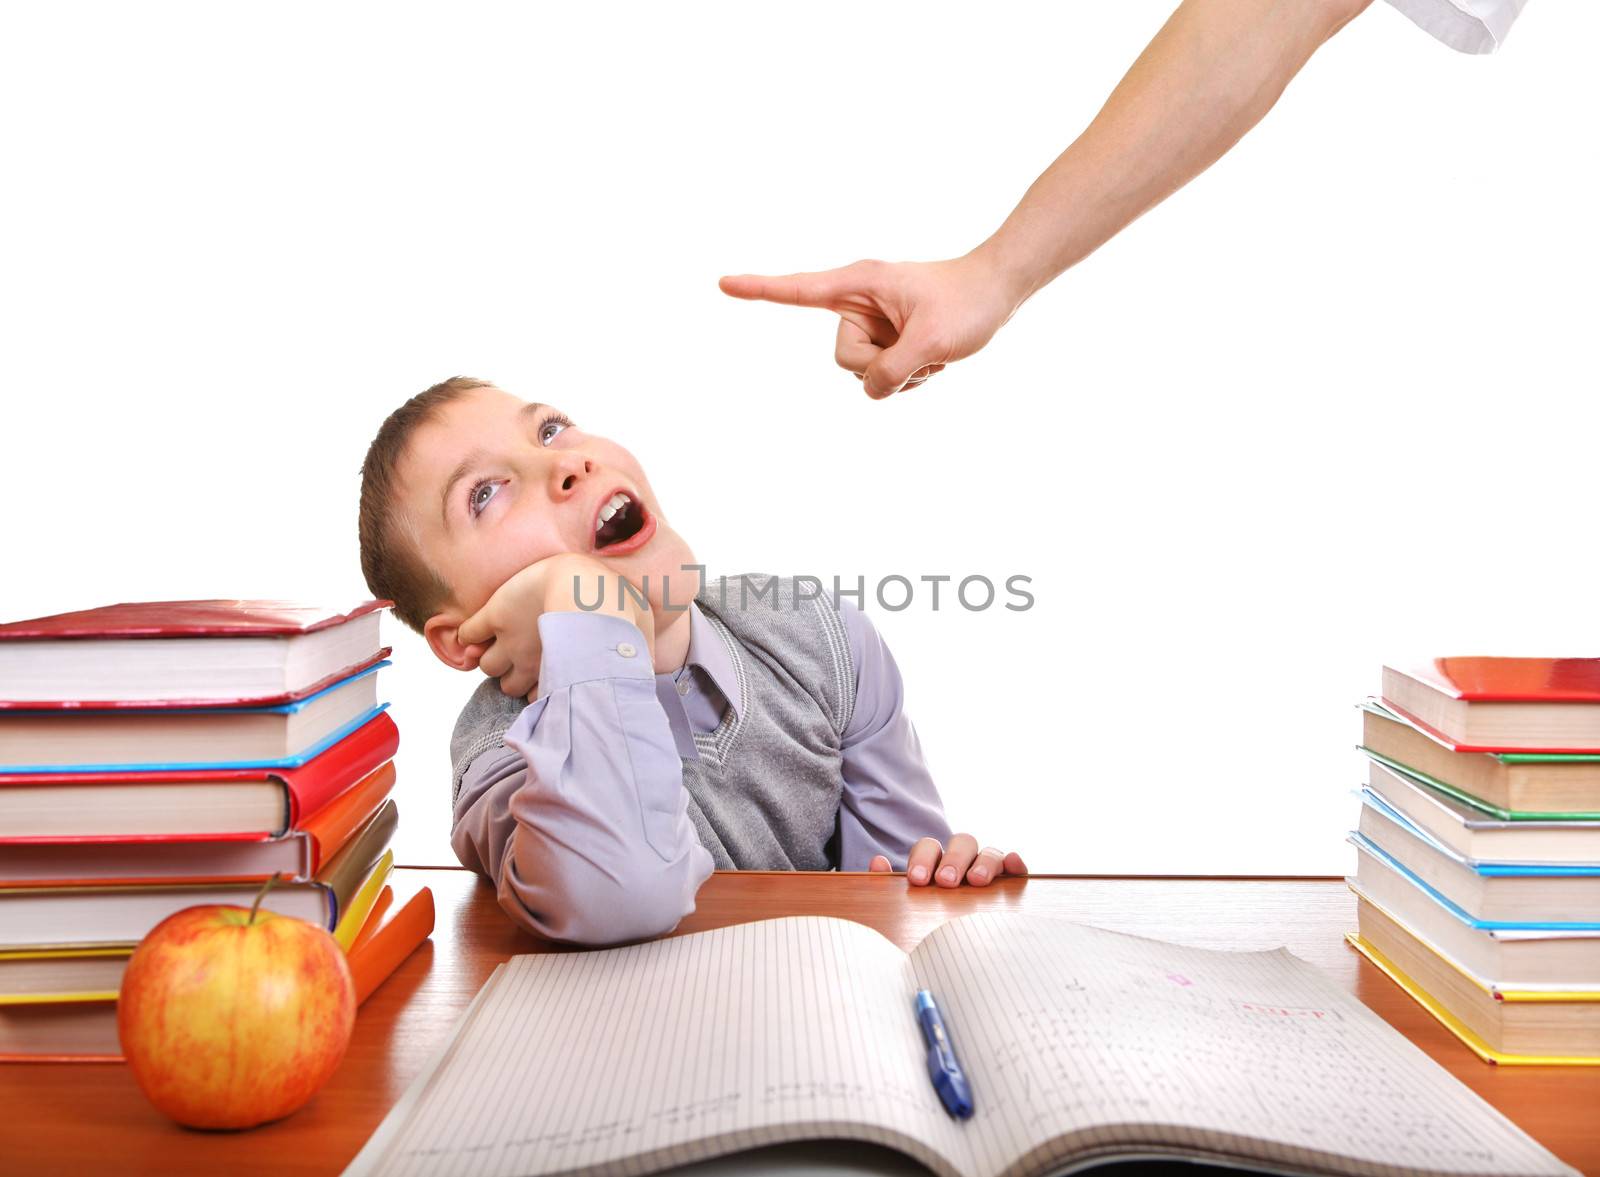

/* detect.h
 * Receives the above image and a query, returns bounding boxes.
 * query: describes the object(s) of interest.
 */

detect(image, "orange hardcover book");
[348,887,435,1005]
[350,885,395,953]
[300,759,397,868]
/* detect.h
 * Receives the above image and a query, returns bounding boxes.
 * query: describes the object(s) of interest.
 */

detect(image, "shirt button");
[676,679,691,696]
[616,642,637,658]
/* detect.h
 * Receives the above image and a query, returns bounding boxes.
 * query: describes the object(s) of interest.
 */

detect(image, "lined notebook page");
[343,917,972,1177]
[908,914,1576,1177]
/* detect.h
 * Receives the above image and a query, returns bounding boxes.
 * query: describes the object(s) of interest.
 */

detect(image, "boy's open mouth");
[592,490,653,553]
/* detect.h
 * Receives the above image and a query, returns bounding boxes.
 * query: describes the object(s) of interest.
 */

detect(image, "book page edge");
[340,960,508,1177]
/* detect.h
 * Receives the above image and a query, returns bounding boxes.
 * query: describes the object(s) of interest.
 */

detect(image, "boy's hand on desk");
[458,554,655,701]
[869,835,1027,888]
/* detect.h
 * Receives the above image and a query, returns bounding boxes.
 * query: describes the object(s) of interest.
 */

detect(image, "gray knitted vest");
[448,575,857,870]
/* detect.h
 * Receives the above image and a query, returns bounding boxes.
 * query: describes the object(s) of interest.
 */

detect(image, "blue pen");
[914,989,974,1119]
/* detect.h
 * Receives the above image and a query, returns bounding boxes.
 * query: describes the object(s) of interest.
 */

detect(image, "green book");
[1357,699,1600,820]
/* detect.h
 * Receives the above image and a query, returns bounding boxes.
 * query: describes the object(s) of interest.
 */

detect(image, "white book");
[1364,758,1600,865]
[343,913,1576,1177]
[1347,843,1600,989]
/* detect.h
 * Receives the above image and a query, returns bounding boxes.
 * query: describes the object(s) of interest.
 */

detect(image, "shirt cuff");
[534,611,654,696]
[1384,0,1527,53]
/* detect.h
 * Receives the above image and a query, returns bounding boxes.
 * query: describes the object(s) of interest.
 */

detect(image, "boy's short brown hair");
[358,376,493,635]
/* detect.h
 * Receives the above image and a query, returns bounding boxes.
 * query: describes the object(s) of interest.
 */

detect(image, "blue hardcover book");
[0,661,390,774]
[1360,788,1600,878]
[1348,830,1600,932]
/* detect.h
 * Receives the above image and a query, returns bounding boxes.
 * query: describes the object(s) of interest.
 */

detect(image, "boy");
[357,377,1026,945]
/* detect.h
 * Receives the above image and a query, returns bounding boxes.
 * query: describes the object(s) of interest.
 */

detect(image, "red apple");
[116,890,357,1131]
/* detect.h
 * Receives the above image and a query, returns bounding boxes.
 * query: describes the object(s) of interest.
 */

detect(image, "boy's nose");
[548,452,594,498]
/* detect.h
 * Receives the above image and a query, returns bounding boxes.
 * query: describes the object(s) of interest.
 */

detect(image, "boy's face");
[396,386,696,660]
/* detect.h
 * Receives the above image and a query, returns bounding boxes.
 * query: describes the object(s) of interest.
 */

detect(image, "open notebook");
[341,914,1575,1177]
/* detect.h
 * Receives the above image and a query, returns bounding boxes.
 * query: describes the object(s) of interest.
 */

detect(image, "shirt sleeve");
[449,610,715,946]
[833,600,953,871]
[1384,0,1529,53]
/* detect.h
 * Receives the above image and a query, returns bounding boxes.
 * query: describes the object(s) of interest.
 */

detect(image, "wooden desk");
[3,869,1595,1176]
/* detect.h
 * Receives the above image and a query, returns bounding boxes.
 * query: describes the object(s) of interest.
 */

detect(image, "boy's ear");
[423,610,481,672]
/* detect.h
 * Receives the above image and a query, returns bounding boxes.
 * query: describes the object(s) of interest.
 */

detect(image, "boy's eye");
[539,414,573,445]
[465,413,573,519]
[467,478,502,519]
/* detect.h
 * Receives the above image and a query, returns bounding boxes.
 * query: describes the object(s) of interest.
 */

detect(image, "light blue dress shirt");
[450,599,953,944]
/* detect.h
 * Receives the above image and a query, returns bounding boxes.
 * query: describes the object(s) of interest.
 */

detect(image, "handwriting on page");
[912,914,1553,1177]
[370,917,965,1177]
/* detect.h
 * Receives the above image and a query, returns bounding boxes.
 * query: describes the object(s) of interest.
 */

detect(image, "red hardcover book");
[1397,658,1600,702]
[0,598,391,709]
[1382,658,1600,753]
[0,710,399,844]
[0,599,389,639]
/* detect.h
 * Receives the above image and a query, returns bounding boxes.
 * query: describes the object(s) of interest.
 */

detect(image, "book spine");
[334,851,394,948]
[348,886,395,954]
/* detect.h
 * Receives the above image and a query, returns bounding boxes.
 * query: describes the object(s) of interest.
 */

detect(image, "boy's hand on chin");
[458,553,655,702]
[867,835,1027,887]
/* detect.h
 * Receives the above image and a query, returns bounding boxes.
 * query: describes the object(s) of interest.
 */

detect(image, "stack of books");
[1346,657,1600,1065]
[0,599,427,1062]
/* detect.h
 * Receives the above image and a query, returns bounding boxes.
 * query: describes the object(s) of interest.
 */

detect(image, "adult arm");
[721,0,1374,398]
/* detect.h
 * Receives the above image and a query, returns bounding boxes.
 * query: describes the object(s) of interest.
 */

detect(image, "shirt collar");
[682,600,741,719]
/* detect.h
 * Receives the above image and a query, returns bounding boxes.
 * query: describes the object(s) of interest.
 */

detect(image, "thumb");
[719,268,855,310]
[863,333,938,400]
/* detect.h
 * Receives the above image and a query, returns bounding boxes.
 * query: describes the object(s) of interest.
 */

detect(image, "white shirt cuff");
[1384,0,1529,53]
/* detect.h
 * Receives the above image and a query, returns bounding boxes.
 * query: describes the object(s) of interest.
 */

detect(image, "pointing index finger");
[718,269,849,309]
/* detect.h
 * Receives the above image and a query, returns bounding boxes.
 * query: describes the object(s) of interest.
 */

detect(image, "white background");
[2,2,1595,873]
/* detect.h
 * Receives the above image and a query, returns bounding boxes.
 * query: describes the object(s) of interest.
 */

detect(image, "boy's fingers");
[868,855,892,873]
[905,837,944,885]
[1003,851,1029,876]
[934,833,980,887]
[499,666,537,699]
[457,612,492,647]
[477,644,513,681]
[966,847,1007,886]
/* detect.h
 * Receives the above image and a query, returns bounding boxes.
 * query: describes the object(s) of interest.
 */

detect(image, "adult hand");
[719,253,1022,400]
[457,553,655,701]
[722,0,1379,402]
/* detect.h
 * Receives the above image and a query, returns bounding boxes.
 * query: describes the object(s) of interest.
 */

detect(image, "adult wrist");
[966,229,1056,312]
